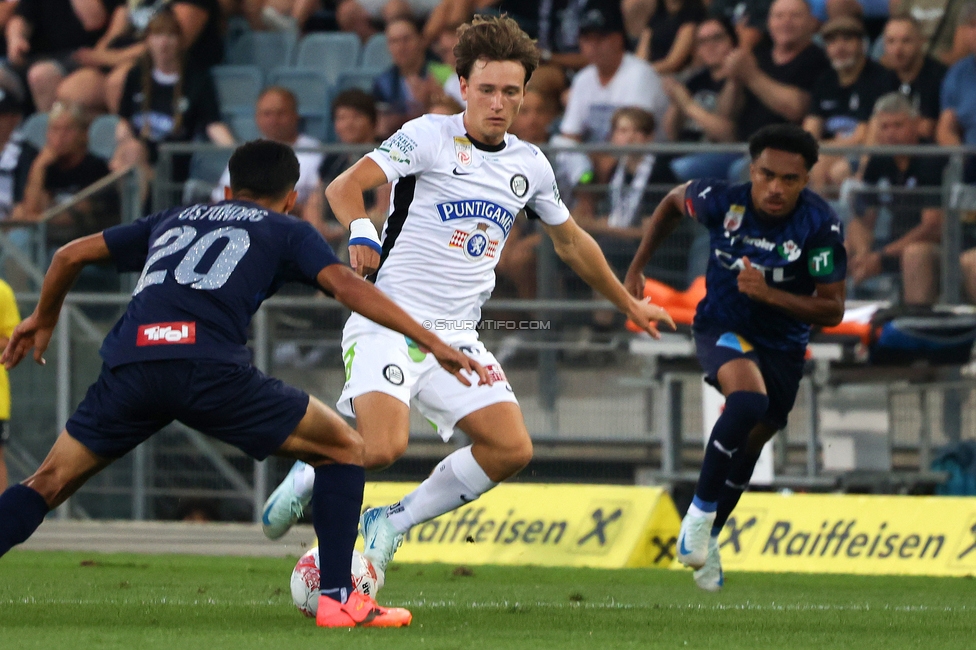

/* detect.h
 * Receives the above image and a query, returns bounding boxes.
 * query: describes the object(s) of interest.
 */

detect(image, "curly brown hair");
[454,15,540,85]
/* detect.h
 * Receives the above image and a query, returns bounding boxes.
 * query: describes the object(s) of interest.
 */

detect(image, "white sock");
[386,446,497,534]
[293,461,316,498]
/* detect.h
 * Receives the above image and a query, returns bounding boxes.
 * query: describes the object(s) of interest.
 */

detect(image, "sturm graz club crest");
[383,364,404,385]
[448,223,498,261]
[510,174,528,197]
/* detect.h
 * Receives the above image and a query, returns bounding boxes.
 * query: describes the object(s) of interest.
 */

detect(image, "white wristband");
[348,218,381,253]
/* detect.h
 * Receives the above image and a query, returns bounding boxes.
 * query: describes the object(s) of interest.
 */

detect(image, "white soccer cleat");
[677,508,716,570]
[693,536,723,592]
[360,506,403,577]
[261,461,313,540]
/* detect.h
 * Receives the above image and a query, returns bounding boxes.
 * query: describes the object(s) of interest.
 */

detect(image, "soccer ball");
[290,546,381,617]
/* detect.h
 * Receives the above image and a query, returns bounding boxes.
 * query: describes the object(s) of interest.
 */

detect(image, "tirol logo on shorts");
[383,364,404,385]
[137,322,196,346]
[449,223,498,261]
[808,247,835,277]
[484,363,507,384]
[510,173,528,197]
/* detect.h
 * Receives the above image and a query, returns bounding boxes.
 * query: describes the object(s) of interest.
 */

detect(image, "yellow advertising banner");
[361,482,681,569]
[714,493,976,577]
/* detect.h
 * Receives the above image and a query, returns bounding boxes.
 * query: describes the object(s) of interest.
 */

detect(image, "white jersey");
[355,113,570,341]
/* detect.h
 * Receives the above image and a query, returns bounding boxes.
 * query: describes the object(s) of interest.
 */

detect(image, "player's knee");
[497,436,533,478]
[364,436,408,470]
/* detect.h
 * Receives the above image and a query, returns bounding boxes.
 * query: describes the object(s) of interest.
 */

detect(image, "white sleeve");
[638,67,670,138]
[525,149,570,226]
[211,167,230,203]
[365,116,441,182]
[559,73,588,137]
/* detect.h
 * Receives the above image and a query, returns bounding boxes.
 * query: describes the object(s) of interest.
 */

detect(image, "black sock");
[0,484,50,558]
[712,449,762,536]
[313,463,365,604]
[694,391,768,506]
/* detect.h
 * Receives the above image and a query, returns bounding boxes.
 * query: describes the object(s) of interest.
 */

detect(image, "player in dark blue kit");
[0,140,488,628]
[625,125,847,591]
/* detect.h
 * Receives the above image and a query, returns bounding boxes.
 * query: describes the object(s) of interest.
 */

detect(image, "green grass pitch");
[0,550,973,649]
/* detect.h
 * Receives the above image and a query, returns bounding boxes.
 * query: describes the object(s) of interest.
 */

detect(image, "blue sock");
[694,391,768,504]
[0,484,50,558]
[313,463,365,604]
[712,449,762,536]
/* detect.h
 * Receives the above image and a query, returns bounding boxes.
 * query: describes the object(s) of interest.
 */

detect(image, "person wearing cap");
[722,0,829,143]
[802,15,898,191]
[558,0,668,194]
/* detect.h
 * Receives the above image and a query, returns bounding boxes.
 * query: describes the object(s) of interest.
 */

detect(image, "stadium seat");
[224,31,296,76]
[212,65,264,119]
[267,68,332,141]
[88,114,120,160]
[336,68,383,93]
[359,34,391,70]
[230,114,260,141]
[21,112,48,150]
[296,32,360,85]
[189,149,234,184]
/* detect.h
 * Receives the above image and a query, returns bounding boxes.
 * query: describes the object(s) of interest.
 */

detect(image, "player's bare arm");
[624,181,692,298]
[543,218,675,339]
[737,257,845,327]
[324,157,390,278]
[317,263,491,387]
[2,234,111,369]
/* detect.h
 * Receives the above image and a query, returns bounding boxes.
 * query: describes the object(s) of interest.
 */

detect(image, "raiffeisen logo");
[436,200,515,236]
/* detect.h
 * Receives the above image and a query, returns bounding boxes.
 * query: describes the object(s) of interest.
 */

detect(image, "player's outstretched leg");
[275,395,410,627]
[261,460,315,539]
[0,431,109,558]
[679,390,768,569]
[365,403,527,579]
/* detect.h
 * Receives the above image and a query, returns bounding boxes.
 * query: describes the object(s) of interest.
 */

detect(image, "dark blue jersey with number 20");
[100,200,342,368]
[685,180,846,351]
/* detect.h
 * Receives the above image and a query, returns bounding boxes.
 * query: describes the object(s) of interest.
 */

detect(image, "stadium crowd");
[0,0,973,307]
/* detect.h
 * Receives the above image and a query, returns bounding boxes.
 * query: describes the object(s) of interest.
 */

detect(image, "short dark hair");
[611,106,655,136]
[748,124,819,170]
[228,140,300,199]
[700,16,738,47]
[455,14,540,85]
[331,88,377,123]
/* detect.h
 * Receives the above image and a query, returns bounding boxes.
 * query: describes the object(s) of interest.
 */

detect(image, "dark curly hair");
[748,124,819,171]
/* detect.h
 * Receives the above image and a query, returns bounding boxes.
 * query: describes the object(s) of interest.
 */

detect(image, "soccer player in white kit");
[262,15,674,586]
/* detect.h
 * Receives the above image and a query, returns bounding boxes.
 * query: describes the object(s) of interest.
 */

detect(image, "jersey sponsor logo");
[436,199,516,236]
[777,240,802,262]
[723,204,744,231]
[449,224,499,260]
[510,174,528,198]
[137,321,196,346]
[809,247,835,276]
[739,235,776,251]
[454,136,473,166]
[377,132,418,165]
[383,364,404,386]
[714,251,793,283]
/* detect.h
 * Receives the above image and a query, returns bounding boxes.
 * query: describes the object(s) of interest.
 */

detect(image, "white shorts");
[336,318,519,441]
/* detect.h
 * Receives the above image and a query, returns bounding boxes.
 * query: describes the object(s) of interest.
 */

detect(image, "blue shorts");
[66,360,310,460]
[694,329,806,431]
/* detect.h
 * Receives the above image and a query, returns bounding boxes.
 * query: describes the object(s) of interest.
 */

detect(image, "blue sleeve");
[289,221,343,283]
[942,63,960,113]
[102,216,157,273]
[684,179,729,229]
[806,212,847,284]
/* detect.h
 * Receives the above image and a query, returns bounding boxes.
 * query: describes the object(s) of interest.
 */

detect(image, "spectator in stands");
[558,1,668,190]
[635,0,706,74]
[848,93,946,306]
[510,86,558,145]
[336,0,442,43]
[4,0,113,113]
[937,2,976,181]
[0,93,26,221]
[893,0,971,67]
[431,20,465,106]
[211,87,323,214]
[373,17,450,138]
[303,89,384,245]
[724,0,829,142]
[705,0,772,50]
[245,0,322,32]
[11,102,113,246]
[110,10,234,185]
[802,16,899,191]
[428,94,463,115]
[57,0,226,115]
[880,14,948,140]
[663,17,739,181]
